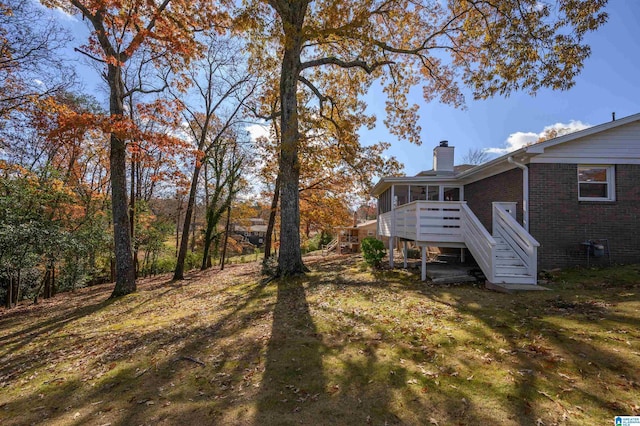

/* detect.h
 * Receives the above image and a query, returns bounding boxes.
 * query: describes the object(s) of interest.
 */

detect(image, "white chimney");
[433,140,454,174]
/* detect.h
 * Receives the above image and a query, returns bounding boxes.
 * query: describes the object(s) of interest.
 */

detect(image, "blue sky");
[45,1,639,178]
[360,1,640,175]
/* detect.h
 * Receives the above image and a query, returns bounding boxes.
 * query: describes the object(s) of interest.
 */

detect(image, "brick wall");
[464,168,523,233]
[529,163,640,269]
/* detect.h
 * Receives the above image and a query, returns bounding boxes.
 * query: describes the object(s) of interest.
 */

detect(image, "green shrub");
[184,251,202,271]
[360,237,386,269]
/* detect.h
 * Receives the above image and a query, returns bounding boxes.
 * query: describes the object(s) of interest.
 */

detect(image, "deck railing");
[461,204,497,282]
[392,201,465,243]
[492,203,539,277]
[378,211,393,237]
[376,200,538,283]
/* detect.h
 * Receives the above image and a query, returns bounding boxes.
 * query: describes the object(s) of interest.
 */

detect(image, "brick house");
[372,112,640,285]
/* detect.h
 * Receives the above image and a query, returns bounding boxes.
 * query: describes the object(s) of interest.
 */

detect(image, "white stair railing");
[322,238,339,256]
[492,203,540,278]
[460,203,497,282]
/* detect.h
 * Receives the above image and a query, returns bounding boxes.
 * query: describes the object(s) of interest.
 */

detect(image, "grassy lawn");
[1,255,639,425]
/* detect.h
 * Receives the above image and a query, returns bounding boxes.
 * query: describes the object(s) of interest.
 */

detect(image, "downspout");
[507,156,529,231]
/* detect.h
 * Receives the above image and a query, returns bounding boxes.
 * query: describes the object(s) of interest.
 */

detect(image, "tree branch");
[73,47,106,63]
[300,57,393,73]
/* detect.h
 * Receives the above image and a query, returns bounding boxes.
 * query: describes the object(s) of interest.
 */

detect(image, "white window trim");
[442,186,464,201]
[578,165,615,202]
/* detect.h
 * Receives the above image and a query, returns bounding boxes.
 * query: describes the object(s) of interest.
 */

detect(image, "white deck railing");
[378,211,393,237]
[461,204,497,282]
[391,201,465,243]
[377,200,539,283]
[492,203,539,277]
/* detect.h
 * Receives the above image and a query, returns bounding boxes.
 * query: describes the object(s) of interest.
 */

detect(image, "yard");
[0,254,639,425]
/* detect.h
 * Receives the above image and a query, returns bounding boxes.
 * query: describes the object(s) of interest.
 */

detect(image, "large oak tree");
[238,0,607,276]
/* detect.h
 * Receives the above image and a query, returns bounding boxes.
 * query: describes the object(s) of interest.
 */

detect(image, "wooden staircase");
[322,238,339,256]
[379,200,540,286]
[493,236,536,284]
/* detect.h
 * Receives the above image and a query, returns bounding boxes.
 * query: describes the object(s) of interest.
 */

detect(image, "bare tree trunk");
[107,63,136,298]
[201,203,220,270]
[42,266,51,300]
[51,263,55,296]
[201,206,215,270]
[175,194,182,258]
[130,146,138,278]
[277,4,308,276]
[204,162,212,268]
[264,174,280,260]
[5,272,12,308]
[190,203,197,253]
[174,165,202,280]
[13,269,20,306]
[220,204,232,271]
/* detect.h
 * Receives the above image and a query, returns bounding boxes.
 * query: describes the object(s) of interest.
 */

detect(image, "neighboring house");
[233,218,268,248]
[335,219,378,253]
[372,112,640,286]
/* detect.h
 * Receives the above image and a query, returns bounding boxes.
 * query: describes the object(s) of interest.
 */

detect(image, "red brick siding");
[464,168,523,233]
[529,163,640,269]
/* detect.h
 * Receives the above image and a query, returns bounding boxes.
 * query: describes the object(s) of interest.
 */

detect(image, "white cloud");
[246,123,270,142]
[485,120,591,155]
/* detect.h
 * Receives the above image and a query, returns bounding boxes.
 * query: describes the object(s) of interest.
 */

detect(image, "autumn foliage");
[0,0,609,304]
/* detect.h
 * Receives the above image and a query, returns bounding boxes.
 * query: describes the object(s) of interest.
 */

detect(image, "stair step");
[493,274,536,284]
[496,265,529,275]
[496,258,525,267]
[496,252,519,259]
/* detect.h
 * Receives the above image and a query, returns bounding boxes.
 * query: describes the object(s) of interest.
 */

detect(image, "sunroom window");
[578,165,615,201]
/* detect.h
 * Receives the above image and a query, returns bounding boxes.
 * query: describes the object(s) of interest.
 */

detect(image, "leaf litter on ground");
[0,255,639,425]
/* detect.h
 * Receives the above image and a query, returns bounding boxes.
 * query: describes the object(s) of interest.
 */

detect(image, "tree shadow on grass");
[253,278,328,425]
[258,258,501,425]
[0,298,116,372]
[305,257,640,424]
[3,256,638,425]
[413,284,640,425]
[0,267,274,426]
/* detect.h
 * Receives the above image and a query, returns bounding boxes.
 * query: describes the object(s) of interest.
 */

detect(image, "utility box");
[592,244,605,257]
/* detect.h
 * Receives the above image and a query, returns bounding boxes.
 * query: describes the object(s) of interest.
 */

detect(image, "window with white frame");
[578,165,615,201]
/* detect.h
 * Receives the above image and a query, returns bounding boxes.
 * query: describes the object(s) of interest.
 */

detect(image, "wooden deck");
[378,201,539,285]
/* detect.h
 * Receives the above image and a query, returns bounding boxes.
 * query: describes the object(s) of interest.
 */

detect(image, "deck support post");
[403,241,408,268]
[389,236,395,268]
[421,245,427,281]
[460,248,465,263]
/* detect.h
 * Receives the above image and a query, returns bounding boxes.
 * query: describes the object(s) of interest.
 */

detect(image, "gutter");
[507,156,529,231]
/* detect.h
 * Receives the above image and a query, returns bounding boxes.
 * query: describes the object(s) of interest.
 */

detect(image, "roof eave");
[370,175,462,197]
[372,112,640,195]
